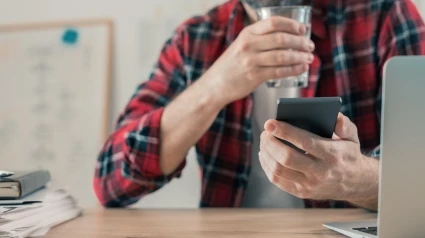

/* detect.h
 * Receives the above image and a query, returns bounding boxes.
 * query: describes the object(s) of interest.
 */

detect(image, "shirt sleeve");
[370,0,425,159]
[367,146,381,159]
[93,26,189,207]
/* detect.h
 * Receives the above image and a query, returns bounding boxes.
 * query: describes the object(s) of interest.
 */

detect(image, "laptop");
[323,56,425,238]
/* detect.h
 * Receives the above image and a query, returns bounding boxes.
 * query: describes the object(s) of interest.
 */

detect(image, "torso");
[242,84,305,208]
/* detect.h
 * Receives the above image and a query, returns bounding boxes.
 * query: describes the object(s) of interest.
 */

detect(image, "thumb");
[334,113,359,143]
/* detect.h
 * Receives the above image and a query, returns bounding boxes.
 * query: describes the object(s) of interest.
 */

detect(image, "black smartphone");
[275,97,342,151]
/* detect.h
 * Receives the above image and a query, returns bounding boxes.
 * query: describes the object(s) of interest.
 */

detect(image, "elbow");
[93,176,122,208]
[93,131,144,208]
[93,151,157,208]
[93,127,172,207]
[93,175,142,208]
[159,153,187,176]
[160,161,177,177]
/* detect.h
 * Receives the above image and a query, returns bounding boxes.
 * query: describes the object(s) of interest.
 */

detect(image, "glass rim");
[255,5,312,11]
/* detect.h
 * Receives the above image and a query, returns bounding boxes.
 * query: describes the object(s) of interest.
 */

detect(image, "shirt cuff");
[367,146,381,159]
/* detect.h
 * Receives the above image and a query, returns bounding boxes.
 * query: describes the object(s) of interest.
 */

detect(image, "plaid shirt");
[94,0,425,208]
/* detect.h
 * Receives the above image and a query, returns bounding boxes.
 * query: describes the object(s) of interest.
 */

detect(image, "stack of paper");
[0,189,82,238]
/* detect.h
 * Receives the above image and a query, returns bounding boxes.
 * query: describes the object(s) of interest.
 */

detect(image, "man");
[93,0,425,210]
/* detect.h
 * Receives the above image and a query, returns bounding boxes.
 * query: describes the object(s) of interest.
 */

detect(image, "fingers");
[254,50,314,67]
[259,152,298,195]
[259,149,307,182]
[249,16,305,36]
[253,64,309,81]
[260,131,317,173]
[334,113,360,143]
[251,32,315,52]
[264,120,336,160]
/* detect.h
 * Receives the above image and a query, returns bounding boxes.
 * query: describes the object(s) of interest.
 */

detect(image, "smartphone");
[275,97,342,151]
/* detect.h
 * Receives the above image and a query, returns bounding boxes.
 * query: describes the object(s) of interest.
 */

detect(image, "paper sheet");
[0,189,81,238]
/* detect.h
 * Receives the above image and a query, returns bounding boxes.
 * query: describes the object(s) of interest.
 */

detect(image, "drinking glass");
[256,6,312,88]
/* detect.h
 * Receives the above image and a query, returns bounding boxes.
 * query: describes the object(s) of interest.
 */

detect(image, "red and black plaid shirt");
[94,0,425,208]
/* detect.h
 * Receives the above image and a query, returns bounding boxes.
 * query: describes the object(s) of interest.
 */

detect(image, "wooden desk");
[45,209,376,238]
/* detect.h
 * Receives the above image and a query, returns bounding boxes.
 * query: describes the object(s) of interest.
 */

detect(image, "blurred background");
[0,0,423,209]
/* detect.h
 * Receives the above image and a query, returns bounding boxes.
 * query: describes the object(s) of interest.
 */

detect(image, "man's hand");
[202,16,315,104]
[259,113,380,210]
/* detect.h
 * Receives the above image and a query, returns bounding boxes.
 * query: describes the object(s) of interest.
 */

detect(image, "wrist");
[196,73,231,109]
[346,155,380,210]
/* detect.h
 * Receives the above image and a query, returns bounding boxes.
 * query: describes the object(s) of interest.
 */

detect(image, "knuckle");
[272,123,282,137]
[353,126,358,136]
[300,135,314,151]
[269,17,279,30]
[274,68,284,78]
[302,183,316,197]
[296,186,311,199]
[289,52,298,63]
[272,161,281,175]
[282,150,295,167]
[331,170,343,182]
[316,169,331,182]
[299,53,307,63]
[350,123,358,136]
[343,115,350,122]
[308,179,319,188]
[238,29,247,38]
[269,174,279,184]
[277,123,288,137]
[327,144,341,161]
[295,64,306,74]
[286,21,300,33]
[287,65,298,75]
[238,39,250,52]
[303,39,311,49]
[328,155,340,166]
[296,191,304,199]
[240,27,249,36]
[278,51,289,64]
[246,69,257,81]
[242,56,255,67]
[305,52,312,62]
[342,119,349,133]
[277,51,285,64]
[277,149,286,163]
[292,53,301,63]
[289,22,299,32]
[276,33,287,46]
[344,116,356,134]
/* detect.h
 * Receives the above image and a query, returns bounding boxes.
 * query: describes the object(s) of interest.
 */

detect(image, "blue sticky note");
[62,28,79,45]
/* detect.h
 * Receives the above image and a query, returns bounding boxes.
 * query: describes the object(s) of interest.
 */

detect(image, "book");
[0,171,51,199]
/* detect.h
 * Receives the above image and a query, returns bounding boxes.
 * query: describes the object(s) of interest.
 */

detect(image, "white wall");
[413,0,424,12]
[1,0,424,208]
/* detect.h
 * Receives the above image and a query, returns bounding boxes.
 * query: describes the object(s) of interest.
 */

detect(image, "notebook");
[0,171,51,199]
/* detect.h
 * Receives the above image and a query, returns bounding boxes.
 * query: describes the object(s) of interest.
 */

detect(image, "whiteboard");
[0,20,111,205]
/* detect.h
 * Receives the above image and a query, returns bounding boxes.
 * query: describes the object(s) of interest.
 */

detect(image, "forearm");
[348,156,380,211]
[160,75,227,175]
